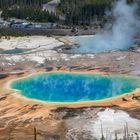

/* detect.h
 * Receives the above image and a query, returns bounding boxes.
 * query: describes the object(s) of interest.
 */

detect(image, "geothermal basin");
[64,35,134,54]
[11,72,140,102]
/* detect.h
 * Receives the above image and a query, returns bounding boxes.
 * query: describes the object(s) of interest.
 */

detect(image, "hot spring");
[67,0,139,54]
[69,36,109,54]
[11,73,140,102]
[67,35,137,54]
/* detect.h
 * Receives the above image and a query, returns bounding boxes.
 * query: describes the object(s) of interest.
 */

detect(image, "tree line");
[0,0,50,8]
[0,0,59,22]
[58,0,137,25]
[58,0,114,25]
[1,6,59,22]
[0,28,30,37]
[0,0,138,24]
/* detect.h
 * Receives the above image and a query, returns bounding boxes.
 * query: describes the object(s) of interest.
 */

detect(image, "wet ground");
[0,36,140,140]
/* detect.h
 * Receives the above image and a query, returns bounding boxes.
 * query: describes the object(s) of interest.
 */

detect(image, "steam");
[73,0,139,53]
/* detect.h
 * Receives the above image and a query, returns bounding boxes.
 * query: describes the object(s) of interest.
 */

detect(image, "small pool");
[0,48,28,54]
[11,73,140,102]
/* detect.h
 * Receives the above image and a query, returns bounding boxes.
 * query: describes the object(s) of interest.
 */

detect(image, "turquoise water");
[0,48,28,54]
[11,73,140,102]
[71,36,98,53]
[70,36,129,53]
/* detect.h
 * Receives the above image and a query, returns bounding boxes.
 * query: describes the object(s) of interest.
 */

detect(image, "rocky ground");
[0,36,140,140]
[0,93,140,140]
[0,36,140,76]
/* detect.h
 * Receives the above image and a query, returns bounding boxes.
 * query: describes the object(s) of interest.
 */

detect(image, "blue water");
[11,73,140,102]
[70,36,128,53]
[71,36,98,53]
[0,48,28,54]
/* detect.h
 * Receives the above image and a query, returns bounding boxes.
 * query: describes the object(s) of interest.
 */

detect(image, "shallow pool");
[69,35,133,54]
[11,73,140,102]
[0,48,28,54]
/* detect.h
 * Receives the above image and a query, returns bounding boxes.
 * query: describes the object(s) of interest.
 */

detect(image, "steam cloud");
[73,0,139,53]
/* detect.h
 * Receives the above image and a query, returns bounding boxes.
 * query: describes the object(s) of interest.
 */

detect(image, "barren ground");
[0,36,140,140]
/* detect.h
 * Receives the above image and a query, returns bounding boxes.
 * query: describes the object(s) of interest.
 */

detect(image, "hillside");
[58,0,114,25]
[1,0,59,22]
[0,0,138,24]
